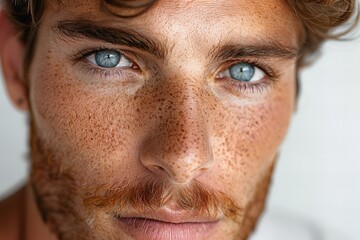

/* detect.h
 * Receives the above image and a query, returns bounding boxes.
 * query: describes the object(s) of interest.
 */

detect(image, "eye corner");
[69,47,145,82]
[213,60,280,96]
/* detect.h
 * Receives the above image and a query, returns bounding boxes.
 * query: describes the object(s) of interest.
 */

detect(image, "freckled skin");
[27,0,299,239]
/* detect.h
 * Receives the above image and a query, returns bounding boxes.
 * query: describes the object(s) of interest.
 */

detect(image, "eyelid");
[219,64,265,82]
[216,58,279,80]
[69,46,139,67]
[86,50,134,68]
[69,47,146,82]
[214,58,281,95]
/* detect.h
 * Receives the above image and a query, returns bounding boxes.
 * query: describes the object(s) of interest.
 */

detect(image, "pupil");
[229,63,255,82]
[95,50,121,68]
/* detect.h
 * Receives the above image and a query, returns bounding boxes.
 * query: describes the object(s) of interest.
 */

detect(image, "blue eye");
[229,63,255,82]
[219,62,265,83]
[86,49,133,69]
[95,50,121,68]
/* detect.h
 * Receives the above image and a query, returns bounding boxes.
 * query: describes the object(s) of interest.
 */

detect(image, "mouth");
[114,208,221,240]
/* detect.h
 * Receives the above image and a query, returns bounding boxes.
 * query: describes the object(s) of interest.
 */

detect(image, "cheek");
[209,78,295,196]
[29,54,145,177]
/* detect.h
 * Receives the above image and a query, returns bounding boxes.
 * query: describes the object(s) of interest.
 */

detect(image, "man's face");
[28,0,300,239]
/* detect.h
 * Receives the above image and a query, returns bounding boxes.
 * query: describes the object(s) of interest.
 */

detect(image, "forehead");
[47,0,301,48]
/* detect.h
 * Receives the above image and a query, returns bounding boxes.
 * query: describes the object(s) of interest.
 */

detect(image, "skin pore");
[1,0,301,239]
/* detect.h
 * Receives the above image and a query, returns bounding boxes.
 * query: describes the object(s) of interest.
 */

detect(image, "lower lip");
[115,216,219,240]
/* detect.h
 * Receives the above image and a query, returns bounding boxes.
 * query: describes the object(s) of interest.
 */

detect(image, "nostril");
[147,162,196,184]
[142,152,214,184]
[168,173,194,185]
[199,166,209,172]
[146,164,166,175]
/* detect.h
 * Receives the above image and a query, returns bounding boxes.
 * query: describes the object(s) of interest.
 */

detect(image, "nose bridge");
[140,79,214,184]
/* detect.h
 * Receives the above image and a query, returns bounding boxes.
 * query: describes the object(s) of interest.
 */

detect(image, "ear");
[0,10,29,111]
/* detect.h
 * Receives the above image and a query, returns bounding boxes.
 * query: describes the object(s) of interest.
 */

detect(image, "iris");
[229,63,255,82]
[95,50,121,68]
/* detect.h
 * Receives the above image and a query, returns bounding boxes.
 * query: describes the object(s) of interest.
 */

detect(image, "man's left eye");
[86,50,134,68]
[219,62,265,82]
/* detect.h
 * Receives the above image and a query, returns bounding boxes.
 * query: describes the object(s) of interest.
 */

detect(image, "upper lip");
[115,207,222,224]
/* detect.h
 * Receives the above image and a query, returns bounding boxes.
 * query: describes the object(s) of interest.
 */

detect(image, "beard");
[29,120,274,240]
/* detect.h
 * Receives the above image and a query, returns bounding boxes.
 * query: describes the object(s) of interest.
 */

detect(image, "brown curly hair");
[1,0,359,80]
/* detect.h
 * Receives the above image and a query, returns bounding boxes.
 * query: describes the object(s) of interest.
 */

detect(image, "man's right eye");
[86,49,134,69]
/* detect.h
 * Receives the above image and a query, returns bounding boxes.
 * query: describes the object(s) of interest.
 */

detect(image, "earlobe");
[0,10,29,111]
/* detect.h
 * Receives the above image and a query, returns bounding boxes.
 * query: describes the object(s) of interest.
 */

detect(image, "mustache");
[81,177,244,222]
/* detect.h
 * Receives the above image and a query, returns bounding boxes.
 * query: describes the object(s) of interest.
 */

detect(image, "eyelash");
[71,47,280,94]
[70,47,140,81]
[215,58,280,94]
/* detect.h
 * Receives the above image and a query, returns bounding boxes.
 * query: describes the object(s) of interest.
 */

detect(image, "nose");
[140,83,214,184]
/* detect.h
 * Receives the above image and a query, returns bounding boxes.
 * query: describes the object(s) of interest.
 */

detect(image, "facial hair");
[29,119,274,240]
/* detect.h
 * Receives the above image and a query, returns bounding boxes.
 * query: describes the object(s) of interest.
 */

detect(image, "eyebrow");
[54,19,299,62]
[54,20,166,59]
[209,43,299,61]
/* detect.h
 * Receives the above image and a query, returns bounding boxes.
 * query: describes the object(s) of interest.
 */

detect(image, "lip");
[114,208,221,240]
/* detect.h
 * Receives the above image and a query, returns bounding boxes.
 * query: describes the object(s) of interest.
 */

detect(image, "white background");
[1,25,360,239]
